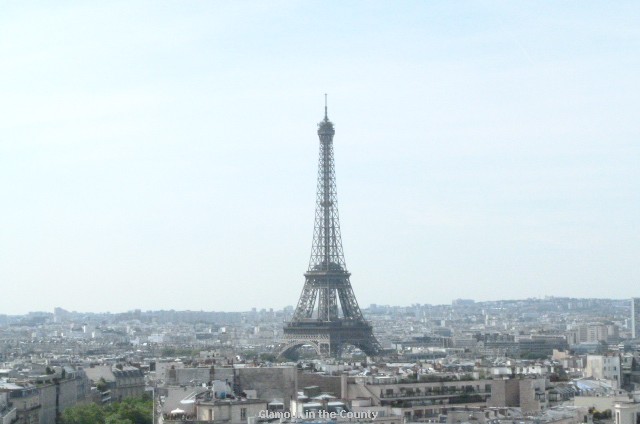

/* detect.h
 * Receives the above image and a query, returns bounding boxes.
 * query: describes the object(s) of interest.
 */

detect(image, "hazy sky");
[1,1,639,315]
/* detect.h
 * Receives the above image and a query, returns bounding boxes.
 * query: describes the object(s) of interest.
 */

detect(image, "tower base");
[280,320,380,358]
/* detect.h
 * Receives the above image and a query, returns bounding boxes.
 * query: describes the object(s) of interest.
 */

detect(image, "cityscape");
[2,2,638,424]
[1,108,639,424]
[2,297,640,424]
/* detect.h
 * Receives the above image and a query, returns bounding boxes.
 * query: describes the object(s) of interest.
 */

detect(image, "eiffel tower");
[280,99,381,358]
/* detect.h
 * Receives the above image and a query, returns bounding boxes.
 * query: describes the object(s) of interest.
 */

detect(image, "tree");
[96,378,109,393]
[105,416,133,424]
[106,397,152,424]
[593,409,612,421]
[60,403,105,424]
[60,396,151,424]
[259,353,277,362]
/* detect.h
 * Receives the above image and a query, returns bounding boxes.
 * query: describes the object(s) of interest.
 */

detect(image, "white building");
[584,355,622,388]
[614,401,640,424]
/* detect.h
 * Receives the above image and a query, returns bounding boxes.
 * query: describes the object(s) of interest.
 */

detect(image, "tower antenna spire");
[324,93,328,120]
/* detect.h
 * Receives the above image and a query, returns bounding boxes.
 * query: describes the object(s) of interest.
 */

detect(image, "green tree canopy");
[60,396,151,424]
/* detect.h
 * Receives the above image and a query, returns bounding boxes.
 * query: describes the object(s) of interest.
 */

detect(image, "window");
[241,408,247,420]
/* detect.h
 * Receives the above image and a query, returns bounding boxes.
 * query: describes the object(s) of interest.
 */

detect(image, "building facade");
[631,298,640,339]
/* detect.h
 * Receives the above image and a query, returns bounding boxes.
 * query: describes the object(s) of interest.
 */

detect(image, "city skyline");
[0,294,636,317]
[1,2,639,314]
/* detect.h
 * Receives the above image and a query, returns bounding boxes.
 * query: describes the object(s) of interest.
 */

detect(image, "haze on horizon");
[1,1,639,315]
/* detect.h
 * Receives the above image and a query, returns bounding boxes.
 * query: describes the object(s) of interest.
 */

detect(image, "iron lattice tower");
[280,101,381,358]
